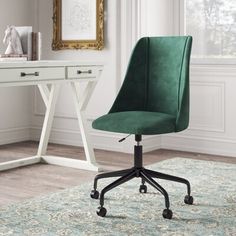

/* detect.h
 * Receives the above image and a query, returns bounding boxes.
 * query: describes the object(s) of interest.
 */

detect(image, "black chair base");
[90,135,193,219]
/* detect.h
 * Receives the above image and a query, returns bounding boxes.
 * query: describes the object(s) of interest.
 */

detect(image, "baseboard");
[31,126,126,152]
[140,135,162,153]
[31,126,83,147]
[30,127,162,154]
[162,134,236,158]
[30,127,236,157]
[90,131,162,153]
[0,127,30,145]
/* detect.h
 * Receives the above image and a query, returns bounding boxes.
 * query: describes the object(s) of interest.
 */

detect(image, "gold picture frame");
[52,0,104,50]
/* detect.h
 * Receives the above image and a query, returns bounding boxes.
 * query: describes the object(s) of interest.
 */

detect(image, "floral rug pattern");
[0,158,235,236]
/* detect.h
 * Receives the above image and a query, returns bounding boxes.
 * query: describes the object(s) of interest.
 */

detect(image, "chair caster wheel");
[139,184,147,193]
[184,195,193,205]
[96,207,107,217]
[90,190,99,199]
[162,209,173,219]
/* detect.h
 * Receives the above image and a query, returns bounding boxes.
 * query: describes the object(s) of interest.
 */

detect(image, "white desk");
[0,60,103,172]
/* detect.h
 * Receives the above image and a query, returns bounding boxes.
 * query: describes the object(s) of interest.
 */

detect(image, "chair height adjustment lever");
[118,134,131,142]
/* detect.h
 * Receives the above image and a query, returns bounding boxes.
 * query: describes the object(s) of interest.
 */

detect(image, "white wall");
[0,0,36,53]
[139,0,175,37]
[0,0,35,144]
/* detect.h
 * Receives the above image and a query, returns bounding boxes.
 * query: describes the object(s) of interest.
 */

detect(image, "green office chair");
[90,36,193,219]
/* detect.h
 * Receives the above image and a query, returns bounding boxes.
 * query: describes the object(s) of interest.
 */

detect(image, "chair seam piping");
[177,37,188,112]
[145,37,150,111]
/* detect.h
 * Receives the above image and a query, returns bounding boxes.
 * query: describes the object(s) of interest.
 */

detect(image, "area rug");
[0,158,235,236]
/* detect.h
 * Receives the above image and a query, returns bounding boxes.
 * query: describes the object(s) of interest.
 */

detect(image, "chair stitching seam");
[145,37,150,111]
[177,37,188,112]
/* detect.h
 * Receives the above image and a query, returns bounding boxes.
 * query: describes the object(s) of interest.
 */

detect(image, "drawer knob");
[77,70,92,74]
[20,72,39,77]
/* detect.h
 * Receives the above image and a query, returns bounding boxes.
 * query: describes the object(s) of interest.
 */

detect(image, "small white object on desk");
[3,25,23,55]
[15,26,33,60]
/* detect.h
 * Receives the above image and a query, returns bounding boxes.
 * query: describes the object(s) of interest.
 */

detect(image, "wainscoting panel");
[189,81,225,132]
[163,64,236,158]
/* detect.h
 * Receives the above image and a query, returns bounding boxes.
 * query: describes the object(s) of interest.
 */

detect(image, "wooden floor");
[0,141,235,206]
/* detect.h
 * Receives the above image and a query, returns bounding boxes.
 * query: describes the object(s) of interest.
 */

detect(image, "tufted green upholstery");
[93,36,192,135]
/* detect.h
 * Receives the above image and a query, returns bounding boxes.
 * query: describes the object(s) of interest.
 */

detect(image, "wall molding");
[162,133,236,158]
[0,121,226,159]
[0,127,30,145]
[30,124,236,158]
[189,80,225,133]
[191,64,236,76]
[30,126,161,154]
[120,0,141,80]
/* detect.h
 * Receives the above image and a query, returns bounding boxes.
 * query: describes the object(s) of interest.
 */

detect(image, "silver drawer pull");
[77,69,92,74]
[20,72,39,77]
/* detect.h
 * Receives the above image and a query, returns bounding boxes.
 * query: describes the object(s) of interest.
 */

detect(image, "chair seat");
[92,111,176,135]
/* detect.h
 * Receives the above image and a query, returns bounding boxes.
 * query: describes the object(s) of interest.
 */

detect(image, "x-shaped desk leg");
[37,83,61,157]
[70,80,98,167]
[37,81,100,172]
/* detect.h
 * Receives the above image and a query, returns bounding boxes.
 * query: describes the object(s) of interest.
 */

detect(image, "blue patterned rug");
[0,158,235,236]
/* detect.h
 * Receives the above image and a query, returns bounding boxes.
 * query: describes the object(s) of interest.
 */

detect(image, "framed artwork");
[52,0,104,50]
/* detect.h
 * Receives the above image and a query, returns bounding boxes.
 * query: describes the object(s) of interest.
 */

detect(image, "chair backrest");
[109,36,192,132]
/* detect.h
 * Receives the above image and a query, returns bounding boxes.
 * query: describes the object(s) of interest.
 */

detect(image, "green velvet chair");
[90,36,193,219]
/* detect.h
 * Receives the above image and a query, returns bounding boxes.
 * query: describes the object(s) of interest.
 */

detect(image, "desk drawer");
[0,67,65,83]
[67,66,99,79]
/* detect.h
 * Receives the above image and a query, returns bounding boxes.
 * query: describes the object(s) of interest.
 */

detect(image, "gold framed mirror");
[52,0,104,50]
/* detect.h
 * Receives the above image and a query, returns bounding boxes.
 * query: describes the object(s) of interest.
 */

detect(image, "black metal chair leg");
[99,170,136,207]
[93,168,133,190]
[140,171,170,209]
[145,169,191,195]
[141,178,145,185]
[93,134,193,218]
